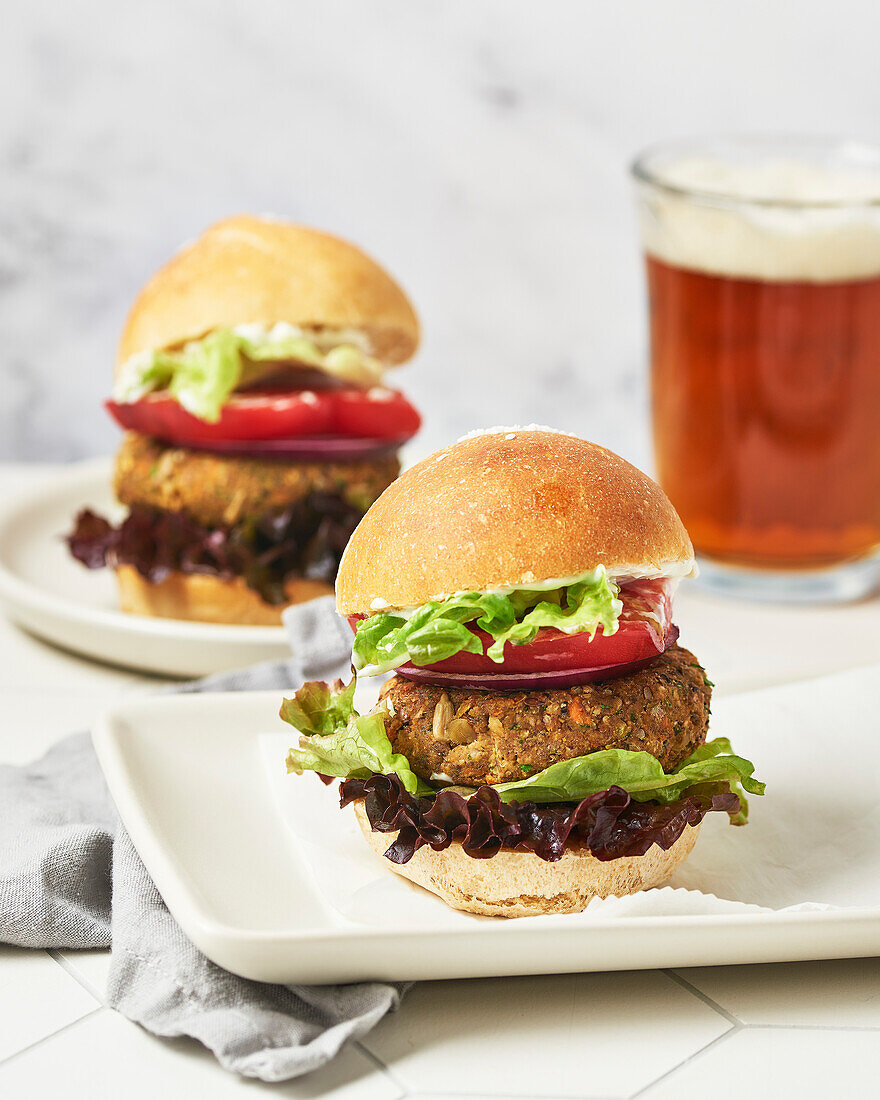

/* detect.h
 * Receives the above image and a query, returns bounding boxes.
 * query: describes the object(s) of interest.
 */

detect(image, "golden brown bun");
[116,215,419,369]
[337,430,694,613]
[354,802,699,918]
[115,565,332,626]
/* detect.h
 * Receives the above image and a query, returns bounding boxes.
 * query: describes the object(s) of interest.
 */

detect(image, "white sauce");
[231,321,375,355]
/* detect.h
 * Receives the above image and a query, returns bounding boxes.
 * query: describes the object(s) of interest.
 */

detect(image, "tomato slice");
[350,579,678,689]
[106,391,334,443]
[334,388,422,439]
[391,622,678,689]
[408,618,670,675]
[106,386,421,445]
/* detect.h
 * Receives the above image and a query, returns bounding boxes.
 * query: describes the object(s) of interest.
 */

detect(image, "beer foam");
[638,156,880,282]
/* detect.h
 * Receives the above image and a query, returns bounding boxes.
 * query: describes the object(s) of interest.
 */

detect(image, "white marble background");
[2,1,880,468]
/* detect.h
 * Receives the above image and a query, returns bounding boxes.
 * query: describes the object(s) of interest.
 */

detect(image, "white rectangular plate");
[94,672,880,984]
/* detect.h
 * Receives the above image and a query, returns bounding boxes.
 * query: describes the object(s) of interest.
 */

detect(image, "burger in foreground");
[283,429,764,917]
[67,216,420,625]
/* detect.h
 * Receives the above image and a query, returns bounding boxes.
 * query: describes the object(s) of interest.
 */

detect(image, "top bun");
[336,429,694,613]
[116,215,419,370]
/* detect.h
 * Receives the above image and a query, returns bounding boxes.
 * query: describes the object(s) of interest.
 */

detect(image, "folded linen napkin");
[0,596,405,1082]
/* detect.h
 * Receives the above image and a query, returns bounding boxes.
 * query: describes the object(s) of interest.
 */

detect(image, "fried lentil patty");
[113,432,400,527]
[379,645,712,787]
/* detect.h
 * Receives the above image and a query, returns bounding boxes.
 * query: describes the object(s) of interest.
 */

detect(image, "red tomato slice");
[350,619,677,690]
[105,387,421,445]
[349,579,678,689]
[334,388,422,439]
[106,391,334,442]
[407,619,670,676]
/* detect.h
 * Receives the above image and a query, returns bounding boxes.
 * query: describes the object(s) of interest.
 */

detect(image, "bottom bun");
[353,801,700,918]
[115,565,333,626]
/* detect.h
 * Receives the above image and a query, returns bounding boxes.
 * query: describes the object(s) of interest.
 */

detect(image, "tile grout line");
[628,1025,739,1100]
[663,972,880,1034]
[628,1013,880,1099]
[353,1040,411,1098]
[0,1006,106,1070]
[745,1022,880,1033]
[407,1093,621,1100]
[662,970,742,1026]
[47,949,107,1005]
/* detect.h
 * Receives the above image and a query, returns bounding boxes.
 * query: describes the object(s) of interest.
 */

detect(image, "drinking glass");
[632,136,880,601]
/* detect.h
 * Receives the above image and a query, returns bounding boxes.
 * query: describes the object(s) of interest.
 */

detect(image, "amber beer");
[648,257,880,568]
[633,138,880,595]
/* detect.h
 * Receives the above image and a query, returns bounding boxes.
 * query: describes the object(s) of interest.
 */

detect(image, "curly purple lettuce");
[339,773,740,864]
[66,495,364,605]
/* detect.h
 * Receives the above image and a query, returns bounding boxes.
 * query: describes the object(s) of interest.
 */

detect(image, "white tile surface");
[0,1009,402,1099]
[642,1027,880,1099]
[363,972,730,1098]
[675,589,880,698]
[0,948,99,1063]
[674,959,880,1027]
[0,687,147,765]
[55,950,113,1005]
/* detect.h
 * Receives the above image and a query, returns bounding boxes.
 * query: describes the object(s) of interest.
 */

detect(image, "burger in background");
[283,428,764,917]
[67,216,421,625]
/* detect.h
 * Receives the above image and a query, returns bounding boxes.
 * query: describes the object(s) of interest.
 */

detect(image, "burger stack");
[67,216,421,625]
[283,428,764,917]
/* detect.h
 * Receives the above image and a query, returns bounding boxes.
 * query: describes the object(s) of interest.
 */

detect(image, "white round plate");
[0,459,290,677]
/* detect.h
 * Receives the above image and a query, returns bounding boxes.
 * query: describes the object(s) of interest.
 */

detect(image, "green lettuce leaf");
[279,678,357,737]
[493,736,764,822]
[352,568,622,674]
[114,327,382,423]
[282,679,433,796]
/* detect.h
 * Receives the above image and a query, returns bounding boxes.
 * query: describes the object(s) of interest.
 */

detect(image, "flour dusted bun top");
[117,215,420,369]
[336,428,694,614]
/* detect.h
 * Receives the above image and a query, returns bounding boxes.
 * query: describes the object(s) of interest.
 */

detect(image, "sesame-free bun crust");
[353,802,699,917]
[115,564,332,626]
[116,215,419,369]
[337,430,694,613]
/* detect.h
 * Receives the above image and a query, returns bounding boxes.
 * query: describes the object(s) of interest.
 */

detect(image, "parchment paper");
[264,664,880,926]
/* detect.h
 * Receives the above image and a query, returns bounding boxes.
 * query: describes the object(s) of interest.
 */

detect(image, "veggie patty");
[113,431,399,527]
[379,645,712,787]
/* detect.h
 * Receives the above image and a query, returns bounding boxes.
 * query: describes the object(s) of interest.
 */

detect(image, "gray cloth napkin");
[0,596,406,1082]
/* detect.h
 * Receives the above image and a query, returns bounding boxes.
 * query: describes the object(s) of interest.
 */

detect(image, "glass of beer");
[632,136,880,601]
